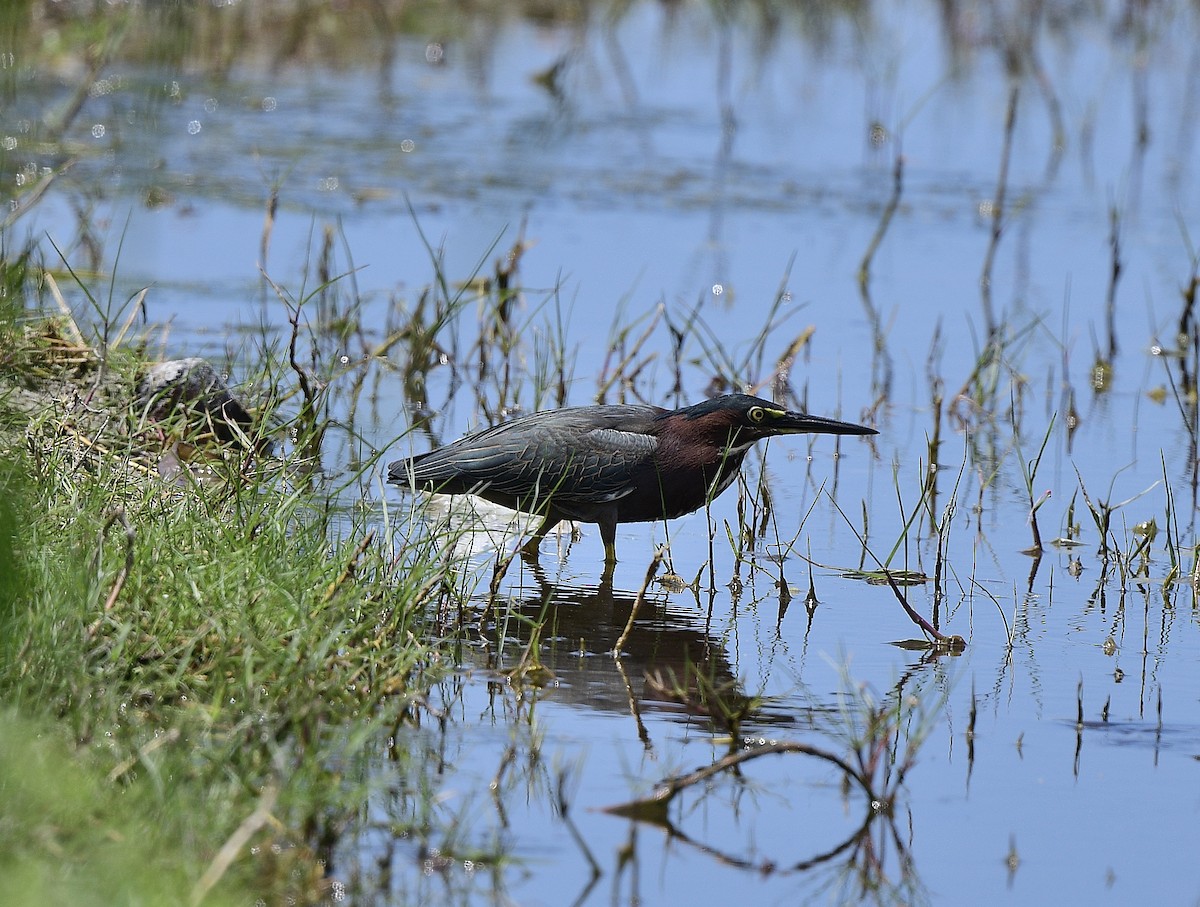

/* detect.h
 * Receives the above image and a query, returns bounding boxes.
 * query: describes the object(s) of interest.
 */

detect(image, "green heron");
[388,393,876,563]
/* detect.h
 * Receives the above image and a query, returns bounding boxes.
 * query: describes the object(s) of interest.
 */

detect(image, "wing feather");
[392,404,664,508]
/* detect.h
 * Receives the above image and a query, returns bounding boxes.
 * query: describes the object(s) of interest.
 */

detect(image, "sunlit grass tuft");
[0,294,457,902]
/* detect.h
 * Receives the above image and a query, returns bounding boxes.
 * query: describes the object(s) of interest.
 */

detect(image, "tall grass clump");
[0,271,453,903]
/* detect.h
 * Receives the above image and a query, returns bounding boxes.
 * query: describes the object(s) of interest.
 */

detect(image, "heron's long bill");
[775,412,877,436]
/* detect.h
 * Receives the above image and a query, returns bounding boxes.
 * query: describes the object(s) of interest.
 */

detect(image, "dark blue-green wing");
[390,404,663,506]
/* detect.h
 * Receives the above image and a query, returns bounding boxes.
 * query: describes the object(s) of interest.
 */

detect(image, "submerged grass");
[0,271,456,903]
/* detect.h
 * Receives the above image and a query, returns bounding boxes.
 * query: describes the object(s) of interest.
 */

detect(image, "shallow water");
[8,1,1200,903]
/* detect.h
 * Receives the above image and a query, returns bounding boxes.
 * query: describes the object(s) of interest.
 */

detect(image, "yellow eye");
[748,406,766,424]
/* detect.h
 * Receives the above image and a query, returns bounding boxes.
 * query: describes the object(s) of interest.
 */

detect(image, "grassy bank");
[0,271,452,903]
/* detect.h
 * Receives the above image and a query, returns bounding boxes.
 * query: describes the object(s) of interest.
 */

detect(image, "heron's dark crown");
[668,394,776,421]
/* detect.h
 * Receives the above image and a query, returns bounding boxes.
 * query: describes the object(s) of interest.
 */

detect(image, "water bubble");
[712,283,724,296]
[261,96,277,112]
[319,176,340,191]
[91,124,106,139]
[425,42,445,65]
[203,97,218,113]
[400,139,415,153]
[187,120,202,135]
